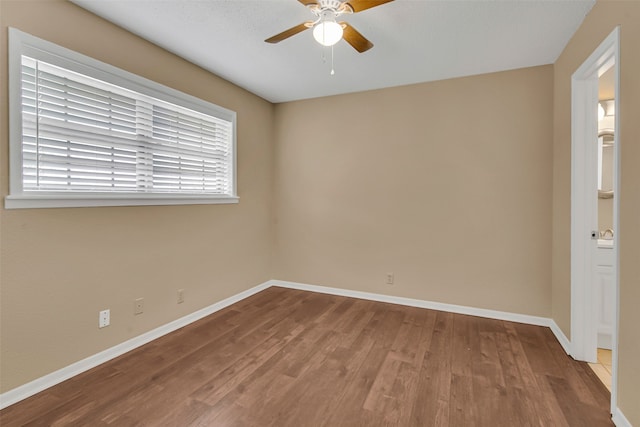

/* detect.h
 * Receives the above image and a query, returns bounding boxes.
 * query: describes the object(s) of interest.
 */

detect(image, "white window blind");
[7,28,238,209]
[22,57,233,195]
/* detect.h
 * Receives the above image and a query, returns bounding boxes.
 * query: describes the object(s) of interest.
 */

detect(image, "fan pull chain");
[319,46,335,75]
[331,44,335,75]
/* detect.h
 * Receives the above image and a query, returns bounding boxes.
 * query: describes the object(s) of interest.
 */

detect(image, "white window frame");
[6,28,238,209]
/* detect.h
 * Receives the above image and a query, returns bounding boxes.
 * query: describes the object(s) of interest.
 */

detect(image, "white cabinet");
[595,245,615,349]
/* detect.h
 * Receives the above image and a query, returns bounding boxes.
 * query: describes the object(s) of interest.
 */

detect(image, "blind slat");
[36,94,138,127]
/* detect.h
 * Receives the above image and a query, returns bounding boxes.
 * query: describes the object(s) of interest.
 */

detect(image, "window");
[6,28,238,209]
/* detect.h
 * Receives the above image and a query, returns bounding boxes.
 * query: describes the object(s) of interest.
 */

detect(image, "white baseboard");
[612,407,632,427]
[549,319,573,356]
[1,278,579,412]
[271,281,577,362]
[0,281,271,410]
[271,280,553,327]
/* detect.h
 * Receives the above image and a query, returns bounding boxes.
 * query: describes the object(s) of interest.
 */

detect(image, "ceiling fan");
[265,0,394,53]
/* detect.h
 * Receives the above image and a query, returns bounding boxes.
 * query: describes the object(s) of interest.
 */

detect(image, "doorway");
[570,27,619,415]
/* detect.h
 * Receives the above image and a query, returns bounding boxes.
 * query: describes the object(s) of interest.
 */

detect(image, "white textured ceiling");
[71,0,595,103]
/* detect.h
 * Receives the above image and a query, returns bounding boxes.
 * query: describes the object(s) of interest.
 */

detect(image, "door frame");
[570,27,620,414]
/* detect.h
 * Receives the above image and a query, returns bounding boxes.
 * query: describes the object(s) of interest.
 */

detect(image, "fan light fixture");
[265,0,390,54]
[313,15,343,46]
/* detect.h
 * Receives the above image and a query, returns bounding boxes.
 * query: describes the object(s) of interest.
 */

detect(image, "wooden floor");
[1,287,613,426]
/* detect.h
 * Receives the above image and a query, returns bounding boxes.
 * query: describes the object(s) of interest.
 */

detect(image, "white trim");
[0,281,271,410]
[549,320,573,355]
[610,27,622,420]
[7,28,238,209]
[612,407,632,427]
[4,194,239,209]
[271,280,552,327]
[570,27,621,418]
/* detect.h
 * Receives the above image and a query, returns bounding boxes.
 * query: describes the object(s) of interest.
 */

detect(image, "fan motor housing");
[316,0,347,12]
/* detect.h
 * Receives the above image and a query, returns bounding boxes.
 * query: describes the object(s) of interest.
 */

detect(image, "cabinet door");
[596,249,614,349]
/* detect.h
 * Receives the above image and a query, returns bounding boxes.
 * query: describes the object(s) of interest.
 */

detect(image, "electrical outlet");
[99,309,110,328]
[386,273,394,285]
[177,289,184,304]
[134,298,144,315]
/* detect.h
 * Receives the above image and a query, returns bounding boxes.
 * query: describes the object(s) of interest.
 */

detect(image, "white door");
[570,27,620,416]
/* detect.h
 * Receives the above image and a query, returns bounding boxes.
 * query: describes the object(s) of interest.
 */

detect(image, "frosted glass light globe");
[313,21,343,47]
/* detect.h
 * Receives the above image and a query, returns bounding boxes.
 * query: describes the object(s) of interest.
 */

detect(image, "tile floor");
[588,348,612,391]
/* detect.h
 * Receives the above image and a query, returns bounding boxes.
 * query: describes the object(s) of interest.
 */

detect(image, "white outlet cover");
[99,309,110,328]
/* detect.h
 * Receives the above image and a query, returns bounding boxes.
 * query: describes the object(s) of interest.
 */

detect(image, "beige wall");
[0,0,275,392]
[273,66,553,317]
[552,1,640,424]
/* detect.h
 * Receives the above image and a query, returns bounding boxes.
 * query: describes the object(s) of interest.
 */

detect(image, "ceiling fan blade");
[344,0,394,13]
[298,0,317,5]
[340,22,374,53]
[265,22,314,44]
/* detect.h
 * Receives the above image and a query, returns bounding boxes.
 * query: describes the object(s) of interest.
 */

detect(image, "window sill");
[4,194,239,209]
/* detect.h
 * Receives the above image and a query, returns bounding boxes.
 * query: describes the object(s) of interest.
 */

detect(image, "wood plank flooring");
[0,287,613,426]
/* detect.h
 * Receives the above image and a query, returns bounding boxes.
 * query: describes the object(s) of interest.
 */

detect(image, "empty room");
[0,0,638,425]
